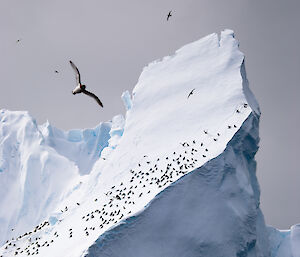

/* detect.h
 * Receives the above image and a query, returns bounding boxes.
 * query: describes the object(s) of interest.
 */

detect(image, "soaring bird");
[69,60,103,107]
[187,88,195,98]
[167,11,172,21]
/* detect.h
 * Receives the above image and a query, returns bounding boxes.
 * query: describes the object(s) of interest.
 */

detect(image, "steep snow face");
[87,113,269,257]
[0,110,111,245]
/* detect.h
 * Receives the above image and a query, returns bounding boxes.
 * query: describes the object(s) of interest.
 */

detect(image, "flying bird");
[55,70,59,73]
[69,60,103,107]
[167,11,172,21]
[187,88,195,98]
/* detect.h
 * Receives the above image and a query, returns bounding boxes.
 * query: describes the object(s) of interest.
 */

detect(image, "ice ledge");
[268,224,300,257]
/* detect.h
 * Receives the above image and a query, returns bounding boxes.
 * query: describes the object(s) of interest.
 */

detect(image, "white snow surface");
[0,110,111,246]
[0,29,298,257]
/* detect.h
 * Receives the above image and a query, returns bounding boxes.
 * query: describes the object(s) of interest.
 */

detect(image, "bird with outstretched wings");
[69,60,103,108]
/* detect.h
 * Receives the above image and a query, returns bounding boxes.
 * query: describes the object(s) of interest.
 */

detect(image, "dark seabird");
[69,60,103,107]
[188,88,195,98]
[167,11,172,21]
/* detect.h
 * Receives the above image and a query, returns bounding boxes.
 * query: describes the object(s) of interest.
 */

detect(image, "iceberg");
[0,30,298,257]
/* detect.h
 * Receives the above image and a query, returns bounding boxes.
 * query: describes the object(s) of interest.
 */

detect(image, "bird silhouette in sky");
[167,11,172,21]
[187,88,195,98]
[69,60,103,108]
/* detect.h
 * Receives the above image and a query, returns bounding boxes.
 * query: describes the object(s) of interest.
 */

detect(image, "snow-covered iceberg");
[0,30,298,257]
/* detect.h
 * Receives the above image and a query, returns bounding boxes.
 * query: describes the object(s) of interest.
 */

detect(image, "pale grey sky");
[0,0,299,229]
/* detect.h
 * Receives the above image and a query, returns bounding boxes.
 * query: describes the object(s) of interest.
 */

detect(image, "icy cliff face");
[0,30,298,257]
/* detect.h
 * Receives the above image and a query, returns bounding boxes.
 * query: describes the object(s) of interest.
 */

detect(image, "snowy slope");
[0,110,111,246]
[0,29,298,257]
[87,113,269,257]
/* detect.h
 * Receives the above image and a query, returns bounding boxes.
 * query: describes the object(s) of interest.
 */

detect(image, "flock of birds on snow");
[1,101,250,256]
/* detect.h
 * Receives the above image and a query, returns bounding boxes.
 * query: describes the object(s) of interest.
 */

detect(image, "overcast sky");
[0,0,299,229]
